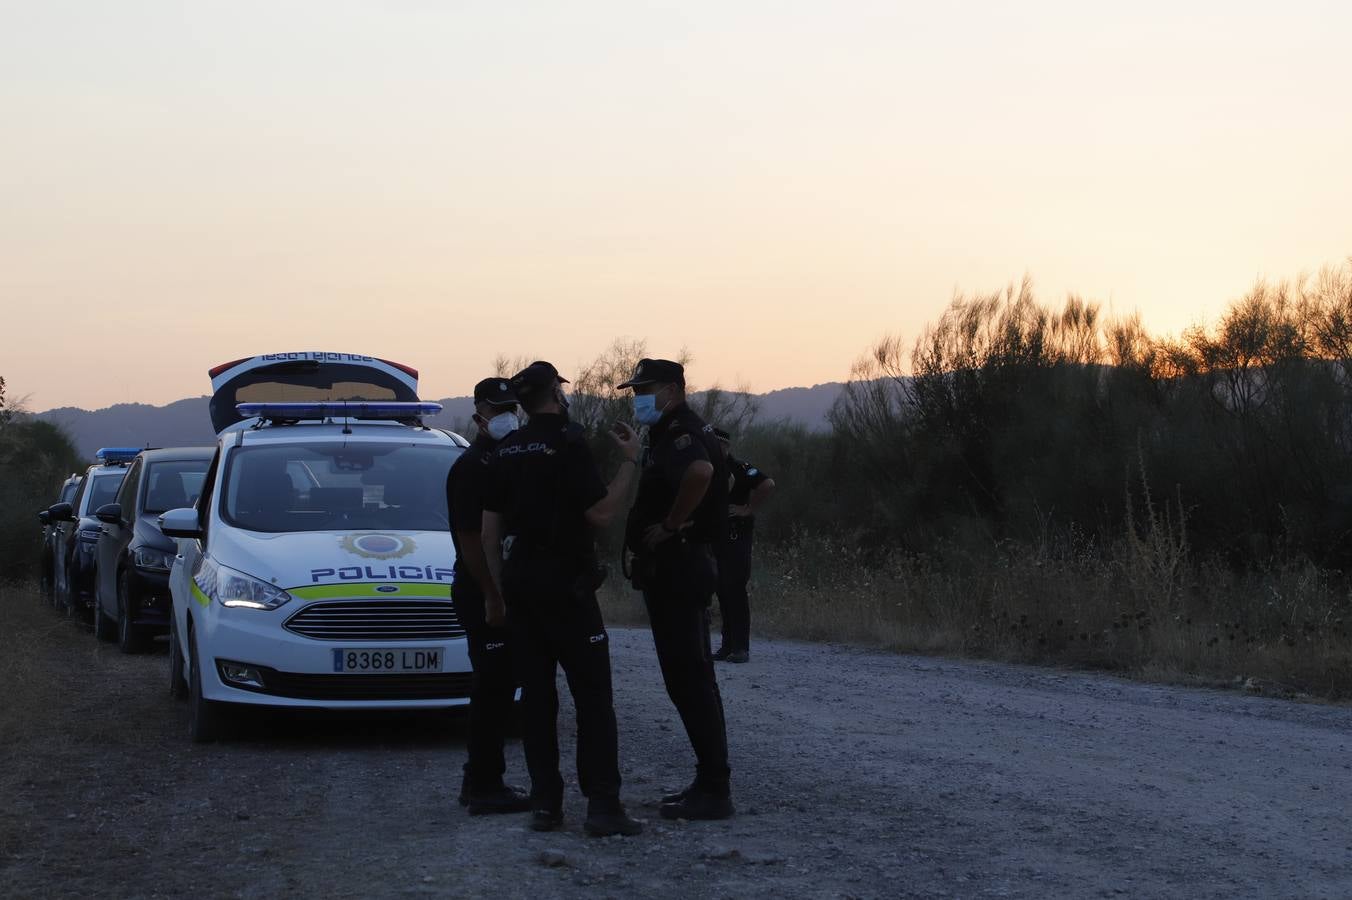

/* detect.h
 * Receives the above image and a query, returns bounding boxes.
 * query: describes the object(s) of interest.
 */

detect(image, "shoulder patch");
[674,434,692,450]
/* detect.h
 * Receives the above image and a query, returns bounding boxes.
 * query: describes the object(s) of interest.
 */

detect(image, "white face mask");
[485,411,519,441]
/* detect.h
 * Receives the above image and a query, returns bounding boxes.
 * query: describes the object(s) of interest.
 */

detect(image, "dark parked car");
[49,449,138,617]
[39,473,82,605]
[93,447,212,652]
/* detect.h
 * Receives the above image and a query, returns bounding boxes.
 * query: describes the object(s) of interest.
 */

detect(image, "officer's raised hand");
[608,421,641,460]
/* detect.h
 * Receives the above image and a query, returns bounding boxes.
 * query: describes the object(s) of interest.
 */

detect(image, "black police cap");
[473,378,519,407]
[618,358,685,389]
[510,361,570,397]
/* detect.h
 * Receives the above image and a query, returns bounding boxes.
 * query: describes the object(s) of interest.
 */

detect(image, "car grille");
[284,599,465,641]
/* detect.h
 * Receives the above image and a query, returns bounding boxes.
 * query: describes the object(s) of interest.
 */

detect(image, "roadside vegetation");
[0,378,85,582]
[5,260,1352,699]
[596,262,1352,699]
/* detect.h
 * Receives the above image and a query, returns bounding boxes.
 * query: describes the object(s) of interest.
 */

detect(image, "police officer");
[446,377,532,815]
[480,361,644,837]
[711,427,775,663]
[618,358,734,821]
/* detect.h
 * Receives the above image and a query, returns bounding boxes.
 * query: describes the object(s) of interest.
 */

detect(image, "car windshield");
[143,460,211,515]
[85,473,125,514]
[219,441,455,533]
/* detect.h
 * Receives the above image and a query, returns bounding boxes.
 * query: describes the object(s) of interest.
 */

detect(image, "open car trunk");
[208,354,420,434]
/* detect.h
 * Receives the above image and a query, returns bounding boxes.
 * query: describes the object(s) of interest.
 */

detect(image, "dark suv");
[39,474,82,605]
[49,451,137,617]
[93,448,213,652]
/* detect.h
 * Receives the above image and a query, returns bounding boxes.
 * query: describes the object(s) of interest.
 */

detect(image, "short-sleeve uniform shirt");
[446,435,495,595]
[727,456,770,517]
[481,412,607,569]
[630,403,728,546]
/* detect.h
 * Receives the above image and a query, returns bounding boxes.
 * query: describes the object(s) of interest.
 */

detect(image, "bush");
[0,414,84,580]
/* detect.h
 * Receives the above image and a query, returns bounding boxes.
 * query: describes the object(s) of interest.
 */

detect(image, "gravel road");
[3,614,1350,899]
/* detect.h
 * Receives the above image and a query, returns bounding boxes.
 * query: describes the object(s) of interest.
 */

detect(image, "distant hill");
[753,383,843,428]
[35,383,842,460]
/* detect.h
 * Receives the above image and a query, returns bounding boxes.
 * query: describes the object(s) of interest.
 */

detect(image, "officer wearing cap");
[711,428,775,663]
[446,377,531,815]
[619,358,735,821]
[480,361,644,837]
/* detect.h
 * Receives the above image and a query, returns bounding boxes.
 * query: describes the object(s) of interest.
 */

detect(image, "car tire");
[168,621,188,701]
[92,585,116,641]
[117,570,151,654]
[188,625,226,742]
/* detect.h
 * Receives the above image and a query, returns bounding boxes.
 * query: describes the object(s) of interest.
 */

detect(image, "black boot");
[457,771,470,807]
[584,798,643,837]
[660,783,735,821]
[467,784,532,816]
[530,807,564,832]
[712,645,732,661]
[660,780,698,805]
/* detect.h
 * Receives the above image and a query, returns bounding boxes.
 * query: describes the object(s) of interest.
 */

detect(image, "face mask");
[485,411,519,441]
[633,393,663,426]
[555,386,571,412]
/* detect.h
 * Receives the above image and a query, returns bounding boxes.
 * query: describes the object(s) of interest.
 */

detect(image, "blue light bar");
[95,447,142,464]
[235,402,443,421]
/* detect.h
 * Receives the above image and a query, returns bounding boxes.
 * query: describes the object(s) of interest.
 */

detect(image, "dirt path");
[3,599,1350,899]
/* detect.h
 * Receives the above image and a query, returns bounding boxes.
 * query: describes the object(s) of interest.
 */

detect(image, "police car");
[39,472,82,606]
[49,449,137,617]
[162,353,471,741]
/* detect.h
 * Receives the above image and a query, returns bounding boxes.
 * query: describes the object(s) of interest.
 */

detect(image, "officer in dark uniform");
[480,361,644,837]
[618,358,735,821]
[446,377,532,815]
[711,427,775,663]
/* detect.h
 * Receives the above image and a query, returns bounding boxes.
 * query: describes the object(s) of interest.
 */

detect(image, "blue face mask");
[633,393,663,426]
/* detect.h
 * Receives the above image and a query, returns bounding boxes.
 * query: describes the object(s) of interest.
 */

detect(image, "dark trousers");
[461,596,518,791]
[643,542,731,790]
[505,575,622,811]
[716,526,754,651]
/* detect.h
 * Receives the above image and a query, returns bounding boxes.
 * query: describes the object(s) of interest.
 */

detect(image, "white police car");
[162,353,471,741]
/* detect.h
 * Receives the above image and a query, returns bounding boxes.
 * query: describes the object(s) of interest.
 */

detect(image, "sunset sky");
[3,1,1350,411]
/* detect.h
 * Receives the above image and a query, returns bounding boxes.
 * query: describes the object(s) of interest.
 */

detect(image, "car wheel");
[168,621,188,701]
[188,625,226,742]
[117,570,151,654]
[92,586,116,641]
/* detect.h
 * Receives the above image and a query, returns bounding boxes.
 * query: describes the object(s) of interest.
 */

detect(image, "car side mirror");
[95,503,122,525]
[48,502,73,522]
[159,507,202,539]
[38,510,51,526]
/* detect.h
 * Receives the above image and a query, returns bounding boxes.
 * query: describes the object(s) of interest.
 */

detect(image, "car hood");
[206,528,456,593]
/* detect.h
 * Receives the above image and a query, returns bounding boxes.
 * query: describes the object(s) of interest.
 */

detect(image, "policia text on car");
[480,361,645,837]
[621,358,736,821]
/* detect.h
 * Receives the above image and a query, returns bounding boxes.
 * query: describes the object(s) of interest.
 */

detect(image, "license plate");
[331,648,443,673]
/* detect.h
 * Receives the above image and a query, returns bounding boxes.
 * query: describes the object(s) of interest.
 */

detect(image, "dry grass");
[744,534,1352,700]
[598,518,1351,701]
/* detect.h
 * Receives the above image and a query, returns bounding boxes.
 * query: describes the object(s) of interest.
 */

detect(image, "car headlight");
[134,547,175,572]
[195,559,292,611]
